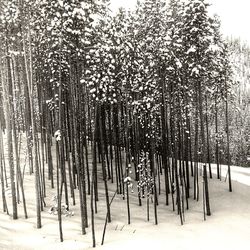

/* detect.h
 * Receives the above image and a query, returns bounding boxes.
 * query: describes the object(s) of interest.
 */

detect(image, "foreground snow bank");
[1,163,250,250]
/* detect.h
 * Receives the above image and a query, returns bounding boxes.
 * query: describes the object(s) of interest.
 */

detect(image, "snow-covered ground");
[211,163,250,186]
[1,161,250,250]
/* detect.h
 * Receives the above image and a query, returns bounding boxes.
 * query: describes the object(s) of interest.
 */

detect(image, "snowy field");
[1,161,250,250]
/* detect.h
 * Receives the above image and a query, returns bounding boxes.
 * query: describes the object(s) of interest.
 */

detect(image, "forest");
[0,0,250,249]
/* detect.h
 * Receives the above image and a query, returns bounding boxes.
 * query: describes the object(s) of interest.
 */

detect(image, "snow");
[54,130,61,141]
[1,133,250,250]
[187,46,197,54]
[176,59,182,69]
[1,159,250,250]
[211,163,250,187]
[191,67,199,76]
[58,0,63,7]
[208,44,221,52]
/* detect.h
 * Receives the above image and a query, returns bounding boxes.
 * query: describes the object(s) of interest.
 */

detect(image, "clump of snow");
[191,67,199,76]
[48,195,74,217]
[54,130,61,141]
[187,46,196,54]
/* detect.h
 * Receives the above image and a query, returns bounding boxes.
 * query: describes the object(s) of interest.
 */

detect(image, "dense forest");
[227,38,250,166]
[0,0,249,247]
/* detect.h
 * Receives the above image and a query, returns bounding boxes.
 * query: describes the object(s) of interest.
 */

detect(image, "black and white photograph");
[0,0,250,249]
